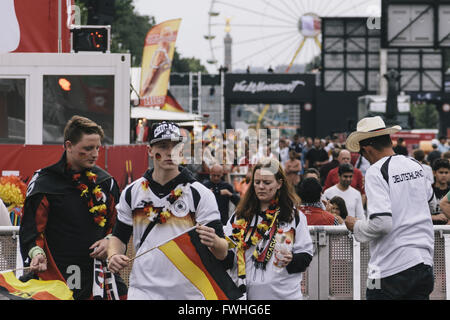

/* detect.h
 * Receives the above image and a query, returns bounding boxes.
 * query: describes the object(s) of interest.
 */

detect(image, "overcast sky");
[134,0,213,70]
[134,0,380,74]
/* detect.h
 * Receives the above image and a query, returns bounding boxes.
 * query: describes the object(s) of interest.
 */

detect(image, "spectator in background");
[443,151,450,162]
[323,150,365,203]
[413,149,434,185]
[203,164,241,225]
[302,168,320,182]
[427,139,442,167]
[0,199,12,226]
[279,138,290,166]
[297,178,339,226]
[289,134,303,155]
[322,163,365,220]
[284,149,302,188]
[393,138,408,156]
[301,137,313,169]
[429,158,450,225]
[320,148,341,186]
[354,154,371,176]
[305,138,329,170]
[327,196,348,225]
[433,159,449,200]
[437,136,449,154]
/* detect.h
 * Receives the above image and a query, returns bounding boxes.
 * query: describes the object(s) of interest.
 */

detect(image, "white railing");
[1,226,449,300]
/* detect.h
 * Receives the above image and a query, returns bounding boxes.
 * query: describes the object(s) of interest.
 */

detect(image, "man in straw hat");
[344,116,436,300]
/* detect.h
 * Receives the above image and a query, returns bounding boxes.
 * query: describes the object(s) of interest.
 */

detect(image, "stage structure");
[380,0,450,135]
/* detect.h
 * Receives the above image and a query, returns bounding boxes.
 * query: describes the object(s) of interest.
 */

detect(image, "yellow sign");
[139,19,181,107]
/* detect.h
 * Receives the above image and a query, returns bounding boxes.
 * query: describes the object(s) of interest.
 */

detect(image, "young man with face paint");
[107,121,229,299]
[19,115,126,300]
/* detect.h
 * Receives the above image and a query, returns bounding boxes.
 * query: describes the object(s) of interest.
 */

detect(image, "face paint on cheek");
[155,153,162,161]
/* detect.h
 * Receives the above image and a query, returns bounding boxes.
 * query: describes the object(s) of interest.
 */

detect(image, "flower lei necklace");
[140,181,183,224]
[228,198,280,279]
[71,168,108,227]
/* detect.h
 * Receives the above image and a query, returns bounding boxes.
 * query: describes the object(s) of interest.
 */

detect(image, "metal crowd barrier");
[1,225,449,300]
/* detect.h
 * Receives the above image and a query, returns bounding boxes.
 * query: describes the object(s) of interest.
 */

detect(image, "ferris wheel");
[205,0,381,73]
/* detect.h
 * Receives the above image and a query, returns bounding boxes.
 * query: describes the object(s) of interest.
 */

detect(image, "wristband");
[447,191,450,202]
[105,234,112,240]
[28,246,46,260]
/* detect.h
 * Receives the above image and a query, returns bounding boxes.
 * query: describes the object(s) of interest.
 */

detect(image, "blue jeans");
[366,263,434,300]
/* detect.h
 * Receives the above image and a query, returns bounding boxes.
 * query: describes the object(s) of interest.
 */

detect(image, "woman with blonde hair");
[224,157,313,300]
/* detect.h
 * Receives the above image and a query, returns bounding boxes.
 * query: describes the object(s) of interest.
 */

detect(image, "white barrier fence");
[1,225,449,300]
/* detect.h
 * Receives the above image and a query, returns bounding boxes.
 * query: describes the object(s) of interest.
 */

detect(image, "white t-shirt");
[279,147,290,166]
[116,169,222,299]
[364,155,434,279]
[422,163,434,185]
[224,211,313,300]
[322,185,365,219]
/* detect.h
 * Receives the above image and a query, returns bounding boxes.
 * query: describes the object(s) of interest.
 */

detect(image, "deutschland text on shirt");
[392,170,424,184]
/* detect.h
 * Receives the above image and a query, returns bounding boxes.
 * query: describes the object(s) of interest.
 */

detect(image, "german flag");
[158,228,242,300]
[162,89,185,112]
[0,272,73,300]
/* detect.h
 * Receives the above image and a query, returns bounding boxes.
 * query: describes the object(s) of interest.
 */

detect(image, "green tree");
[410,102,439,129]
[75,0,154,67]
[74,0,208,71]
[171,50,208,73]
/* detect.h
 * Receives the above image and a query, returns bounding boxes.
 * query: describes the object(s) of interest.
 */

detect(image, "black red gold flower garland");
[71,170,108,227]
[228,198,280,277]
[141,181,183,224]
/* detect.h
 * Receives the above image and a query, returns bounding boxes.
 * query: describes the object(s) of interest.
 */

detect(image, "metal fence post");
[443,234,450,300]
[352,235,361,300]
[318,230,330,300]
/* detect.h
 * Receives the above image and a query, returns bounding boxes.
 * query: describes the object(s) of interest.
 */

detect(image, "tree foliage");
[410,102,439,129]
[75,0,208,72]
[171,50,208,73]
[75,0,154,67]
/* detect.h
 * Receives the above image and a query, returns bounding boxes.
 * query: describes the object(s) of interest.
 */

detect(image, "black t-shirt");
[305,148,329,169]
[202,180,240,225]
[393,145,408,156]
[290,142,303,154]
[434,185,450,201]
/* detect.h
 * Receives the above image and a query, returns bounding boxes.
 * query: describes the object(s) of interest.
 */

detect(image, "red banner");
[105,145,149,191]
[0,0,73,53]
[0,144,147,191]
[0,145,106,183]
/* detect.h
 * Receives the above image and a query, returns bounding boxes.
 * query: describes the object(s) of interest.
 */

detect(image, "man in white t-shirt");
[106,121,234,300]
[344,116,435,300]
[322,163,365,220]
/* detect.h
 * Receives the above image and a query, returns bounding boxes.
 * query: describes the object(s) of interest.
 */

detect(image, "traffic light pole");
[58,0,62,53]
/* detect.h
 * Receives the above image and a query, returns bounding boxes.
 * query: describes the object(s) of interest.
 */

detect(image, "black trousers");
[366,263,434,300]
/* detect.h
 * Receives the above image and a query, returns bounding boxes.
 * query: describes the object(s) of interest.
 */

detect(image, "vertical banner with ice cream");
[139,19,181,107]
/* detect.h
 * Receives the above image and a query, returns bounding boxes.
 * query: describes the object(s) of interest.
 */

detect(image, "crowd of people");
[1,114,449,301]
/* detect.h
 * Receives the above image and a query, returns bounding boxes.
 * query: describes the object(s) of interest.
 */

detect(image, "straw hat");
[345,116,401,152]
